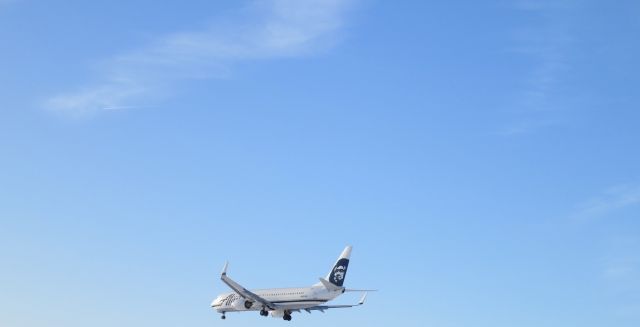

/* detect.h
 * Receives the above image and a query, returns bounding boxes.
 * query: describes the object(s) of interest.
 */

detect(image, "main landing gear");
[260,309,268,317]
[283,310,292,321]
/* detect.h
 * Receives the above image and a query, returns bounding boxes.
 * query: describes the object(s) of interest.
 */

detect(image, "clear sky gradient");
[1,1,639,326]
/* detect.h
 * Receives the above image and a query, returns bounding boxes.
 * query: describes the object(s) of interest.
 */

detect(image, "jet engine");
[233,298,254,310]
[270,309,285,318]
[271,309,292,320]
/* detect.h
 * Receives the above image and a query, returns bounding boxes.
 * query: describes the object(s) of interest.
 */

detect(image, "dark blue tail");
[326,246,352,287]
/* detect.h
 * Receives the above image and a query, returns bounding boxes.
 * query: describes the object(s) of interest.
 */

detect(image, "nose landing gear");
[260,309,268,316]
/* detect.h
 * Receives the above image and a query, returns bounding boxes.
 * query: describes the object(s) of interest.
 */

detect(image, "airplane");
[210,245,374,321]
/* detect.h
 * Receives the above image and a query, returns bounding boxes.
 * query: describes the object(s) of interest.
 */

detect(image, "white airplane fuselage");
[211,286,343,316]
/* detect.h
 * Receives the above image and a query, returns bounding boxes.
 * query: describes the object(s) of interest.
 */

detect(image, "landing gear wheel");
[221,315,226,320]
[260,309,268,316]
[283,314,292,321]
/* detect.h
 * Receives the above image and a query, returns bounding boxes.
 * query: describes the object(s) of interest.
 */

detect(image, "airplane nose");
[211,296,223,308]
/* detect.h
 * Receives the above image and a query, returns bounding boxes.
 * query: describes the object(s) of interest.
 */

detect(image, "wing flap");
[303,292,368,313]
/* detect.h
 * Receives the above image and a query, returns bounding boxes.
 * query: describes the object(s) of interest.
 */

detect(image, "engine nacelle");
[233,299,254,310]
[270,309,285,318]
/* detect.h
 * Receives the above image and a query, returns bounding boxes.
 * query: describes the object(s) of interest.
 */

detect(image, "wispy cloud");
[601,237,640,318]
[572,184,640,220]
[45,0,355,117]
[0,0,18,6]
[576,188,640,317]
[497,118,557,136]
[502,0,575,135]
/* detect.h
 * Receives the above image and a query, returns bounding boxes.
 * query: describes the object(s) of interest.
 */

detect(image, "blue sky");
[1,0,639,326]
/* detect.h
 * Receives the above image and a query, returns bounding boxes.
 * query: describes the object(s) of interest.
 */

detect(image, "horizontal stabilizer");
[345,288,378,292]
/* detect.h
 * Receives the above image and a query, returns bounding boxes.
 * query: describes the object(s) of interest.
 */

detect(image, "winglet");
[221,261,229,276]
[358,292,368,305]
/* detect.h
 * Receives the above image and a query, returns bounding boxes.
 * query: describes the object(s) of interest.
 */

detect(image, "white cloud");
[45,0,355,117]
[573,184,640,220]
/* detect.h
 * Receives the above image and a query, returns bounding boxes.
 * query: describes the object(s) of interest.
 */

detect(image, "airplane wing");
[220,262,280,310]
[302,293,368,313]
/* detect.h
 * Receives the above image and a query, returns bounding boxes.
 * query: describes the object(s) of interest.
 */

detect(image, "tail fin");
[325,246,352,287]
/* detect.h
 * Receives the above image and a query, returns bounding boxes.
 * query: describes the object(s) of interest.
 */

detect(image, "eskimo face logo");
[332,265,346,283]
